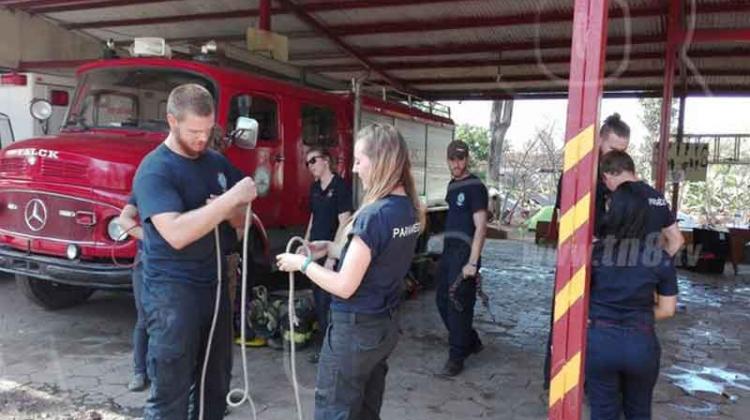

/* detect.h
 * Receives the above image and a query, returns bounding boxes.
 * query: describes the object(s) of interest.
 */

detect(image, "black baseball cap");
[447,140,469,159]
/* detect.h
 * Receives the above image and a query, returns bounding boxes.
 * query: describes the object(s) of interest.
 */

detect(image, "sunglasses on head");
[306,155,324,166]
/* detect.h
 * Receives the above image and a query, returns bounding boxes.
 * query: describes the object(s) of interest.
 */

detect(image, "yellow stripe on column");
[553,265,586,323]
[563,124,595,172]
[548,351,582,407]
[557,193,591,244]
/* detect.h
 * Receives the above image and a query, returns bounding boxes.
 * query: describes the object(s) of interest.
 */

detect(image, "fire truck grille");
[0,190,97,244]
[0,158,30,178]
[40,160,88,179]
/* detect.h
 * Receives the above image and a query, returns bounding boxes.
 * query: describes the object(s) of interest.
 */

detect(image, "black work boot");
[438,359,464,377]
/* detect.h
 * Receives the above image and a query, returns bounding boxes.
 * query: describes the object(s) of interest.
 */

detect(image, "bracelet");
[469,262,478,267]
[301,255,313,274]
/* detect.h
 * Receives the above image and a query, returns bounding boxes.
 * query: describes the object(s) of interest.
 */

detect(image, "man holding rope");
[131,84,256,420]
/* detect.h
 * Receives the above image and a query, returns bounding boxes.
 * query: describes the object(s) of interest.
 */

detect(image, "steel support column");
[259,0,271,31]
[671,61,688,217]
[656,0,683,193]
[548,0,609,418]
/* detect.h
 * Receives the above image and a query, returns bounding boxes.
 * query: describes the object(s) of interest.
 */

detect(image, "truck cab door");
[0,112,14,149]
[224,93,284,223]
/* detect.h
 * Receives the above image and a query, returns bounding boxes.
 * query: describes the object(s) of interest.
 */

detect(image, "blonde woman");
[276,123,424,419]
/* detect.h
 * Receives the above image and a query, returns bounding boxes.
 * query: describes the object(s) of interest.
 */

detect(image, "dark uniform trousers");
[314,309,401,420]
[436,240,482,361]
[131,257,148,376]
[585,321,661,420]
[141,277,232,420]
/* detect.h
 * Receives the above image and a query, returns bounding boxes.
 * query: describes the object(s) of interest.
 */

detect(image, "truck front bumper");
[0,246,132,289]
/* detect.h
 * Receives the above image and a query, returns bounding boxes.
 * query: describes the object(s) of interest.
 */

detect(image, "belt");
[330,308,398,324]
[588,319,654,332]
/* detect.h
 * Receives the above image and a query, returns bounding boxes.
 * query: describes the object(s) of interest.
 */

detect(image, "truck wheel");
[15,275,95,310]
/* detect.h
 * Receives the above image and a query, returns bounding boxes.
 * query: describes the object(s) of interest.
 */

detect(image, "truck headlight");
[108,218,127,241]
[66,244,80,260]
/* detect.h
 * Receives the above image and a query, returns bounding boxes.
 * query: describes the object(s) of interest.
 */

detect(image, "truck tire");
[15,275,95,310]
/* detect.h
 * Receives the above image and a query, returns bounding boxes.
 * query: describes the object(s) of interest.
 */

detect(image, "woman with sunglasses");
[277,124,424,419]
[304,147,353,363]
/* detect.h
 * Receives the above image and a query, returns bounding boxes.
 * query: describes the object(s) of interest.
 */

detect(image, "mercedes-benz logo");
[24,198,48,232]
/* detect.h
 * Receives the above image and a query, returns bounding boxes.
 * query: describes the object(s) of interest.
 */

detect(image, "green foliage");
[637,98,679,182]
[681,165,750,223]
[455,124,490,163]
[638,98,750,221]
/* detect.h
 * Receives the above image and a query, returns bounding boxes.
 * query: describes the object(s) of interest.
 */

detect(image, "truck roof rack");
[359,83,451,119]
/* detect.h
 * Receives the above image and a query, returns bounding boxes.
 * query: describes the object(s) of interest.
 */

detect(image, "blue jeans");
[436,241,482,361]
[132,259,148,376]
[585,322,661,420]
[141,278,232,420]
[314,309,401,420]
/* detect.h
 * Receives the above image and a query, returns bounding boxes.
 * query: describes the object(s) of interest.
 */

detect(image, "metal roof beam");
[319,4,665,37]
[51,0,453,27]
[21,0,180,13]
[2,0,115,8]
[423,86,750,101]
[306,51,671,72]
[398,69,749,86]
[687,28,750,43]
[308,48,750,72]
[60,0,750,33]
[290,35,662,61]
[275,0,412,94]
[58,2,663,32]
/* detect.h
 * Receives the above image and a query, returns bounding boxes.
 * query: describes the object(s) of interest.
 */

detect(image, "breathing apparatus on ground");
[199,203,306,420]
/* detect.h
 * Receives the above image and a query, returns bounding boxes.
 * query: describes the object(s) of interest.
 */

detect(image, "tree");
[498,122,561,225]
[489,100,513,189]
[455,123,490,162]
[636,98,678,181]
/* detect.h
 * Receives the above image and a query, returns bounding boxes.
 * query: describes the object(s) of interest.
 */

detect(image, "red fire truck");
[0,55,454,309]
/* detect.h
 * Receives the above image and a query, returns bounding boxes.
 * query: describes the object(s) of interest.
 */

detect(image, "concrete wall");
[0,8,100,69]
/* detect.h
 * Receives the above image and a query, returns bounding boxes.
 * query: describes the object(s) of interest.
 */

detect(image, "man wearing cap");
[436,140,489,377]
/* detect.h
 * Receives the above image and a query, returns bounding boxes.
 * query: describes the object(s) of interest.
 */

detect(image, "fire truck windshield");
[63,68,216,133]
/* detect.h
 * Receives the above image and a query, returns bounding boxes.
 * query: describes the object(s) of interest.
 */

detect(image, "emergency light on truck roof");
[129,37,172,58]
[0,73,27,86]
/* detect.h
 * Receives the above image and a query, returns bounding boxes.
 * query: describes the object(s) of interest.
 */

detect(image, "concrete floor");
[1,239,749,419]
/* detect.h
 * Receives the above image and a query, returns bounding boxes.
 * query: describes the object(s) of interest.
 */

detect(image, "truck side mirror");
[231,116,258,149]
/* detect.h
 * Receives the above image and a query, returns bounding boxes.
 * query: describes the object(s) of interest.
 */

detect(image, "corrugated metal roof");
[6,0,750,99]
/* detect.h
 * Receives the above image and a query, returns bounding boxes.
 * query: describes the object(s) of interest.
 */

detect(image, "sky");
[444,97,750,151]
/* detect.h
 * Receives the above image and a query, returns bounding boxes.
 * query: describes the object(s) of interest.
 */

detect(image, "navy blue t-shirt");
[590,242,678,326]
[332,195,420,314]
[309,174,353,241]
[444,174,488,245]
[132,144,244,286]
[608,181,675,241]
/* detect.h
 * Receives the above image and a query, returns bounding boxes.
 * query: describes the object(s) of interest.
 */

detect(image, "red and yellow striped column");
[548,0,610,419]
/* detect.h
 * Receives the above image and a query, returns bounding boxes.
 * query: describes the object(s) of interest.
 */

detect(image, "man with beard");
[436,140,489,377]
[132,84,257,419]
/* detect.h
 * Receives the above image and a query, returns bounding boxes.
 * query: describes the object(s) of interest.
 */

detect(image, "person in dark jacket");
[303,147,352,363]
